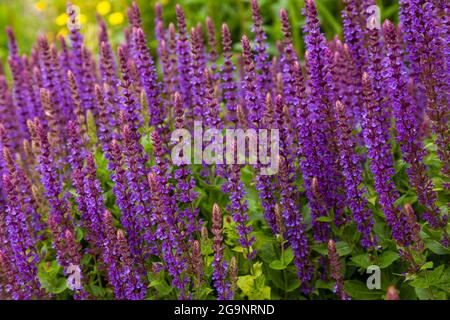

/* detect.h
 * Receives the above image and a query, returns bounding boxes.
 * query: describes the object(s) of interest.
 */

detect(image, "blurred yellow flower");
[57,28,69,38]
[97,1,111,16]
[79,14,87,25]
[109,12,124,25]
[55,13,68,26]
[35,1,46,11]
[161,0,170,5]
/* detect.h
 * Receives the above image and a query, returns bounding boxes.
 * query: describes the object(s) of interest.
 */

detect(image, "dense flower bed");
[0,0,448,300]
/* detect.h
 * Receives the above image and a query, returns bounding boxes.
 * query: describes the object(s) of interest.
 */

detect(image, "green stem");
[281,241,288,298]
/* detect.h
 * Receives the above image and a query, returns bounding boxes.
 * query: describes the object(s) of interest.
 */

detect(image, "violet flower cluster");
[0,0,448,301]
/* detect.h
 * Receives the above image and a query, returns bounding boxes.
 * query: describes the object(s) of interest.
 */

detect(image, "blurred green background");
[0,0,399,69]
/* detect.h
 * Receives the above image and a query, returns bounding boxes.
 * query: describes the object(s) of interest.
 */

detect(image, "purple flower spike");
[175,5,193,113]
[241,35,261,127]
[328,240,350,300]
[224,141,255,259]
[148,142,189,299]
[67,4,95,116]
[211,204,231,300]
[159,23,179,98]
[109,139,142,260]
[2,147,42,299]
[361,73,417,247]
[335,101,376,248]
[102,211,146,300]
[28,117,87,297]
[303,0,345,240]
[0,76,20,150]
[118,46,143,132]
[383,20,444,229]
[399,0,449,177]
[221,23,238,123]
[154,3,166,47]
[94,84,114,159]
[250,0,272,96]
[190,27,208,121]
[82,154,106,250]
[206,17,219,83]
[133,28,163,129]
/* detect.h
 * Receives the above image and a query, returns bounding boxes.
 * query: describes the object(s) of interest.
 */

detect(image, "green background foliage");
[0,0,399,70]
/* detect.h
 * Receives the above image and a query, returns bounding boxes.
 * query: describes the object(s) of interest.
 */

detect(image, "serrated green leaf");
[351,254,372,268]
[427,265,445,285]
[379,251,400,268]
[237,275,255,295]
[249,285,271,300]
[409,276,429,289]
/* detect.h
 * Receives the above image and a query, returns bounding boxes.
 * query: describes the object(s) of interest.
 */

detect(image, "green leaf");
[315,279,335,291]
[409,277,429,289]
[336,241,352,256]
[312,243,328,256]
[282,248,294,265]
[75,227,84,242]
[37,261,68,295]
[258,242,278,263]
[344,280,383,300]
[424,240,450,255]
[379,251,400,269]
[420,262,434,271]
[352,254,372,269]
[286,279,301,292]
[89,284,106,297]
[237,275,255,295]
[148,271,173,298]
[315,216,332,222]
[436,268,450,292]
[199,287,214,299]
[311,234,352,258]
[427,265,445,285]
[267,269,287,291]
[415,287,446,300]
[49,278,68,294]
[249,285,271,300]
[415,287,433,300]
[149,279,173,298]
[252,262,264,277]
[367,195,378,206]
[409,266,445,289]
[237,262,271,300]
[351,254,372,268]
[269,260,286,270]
